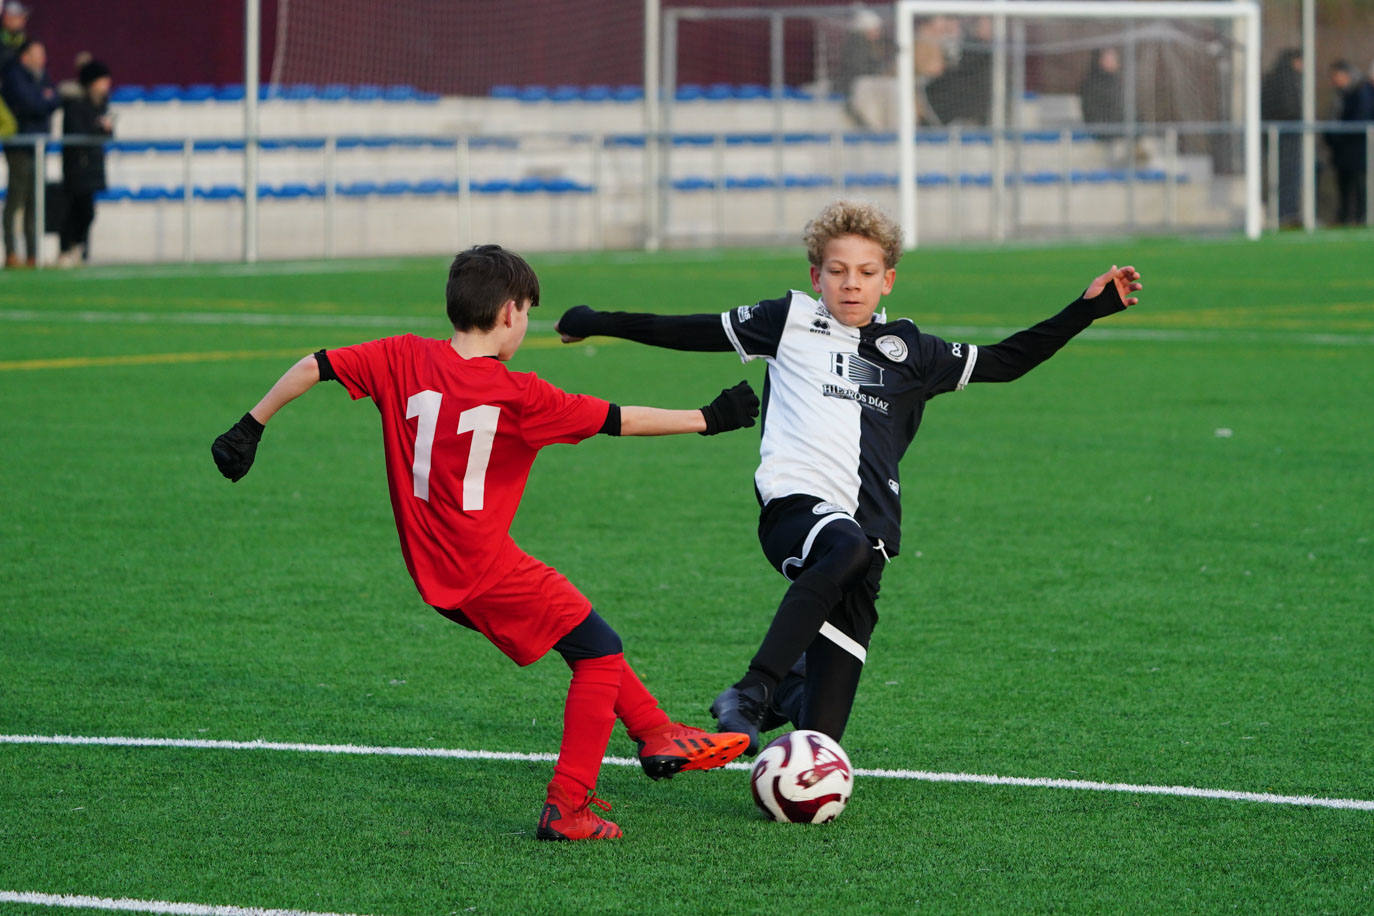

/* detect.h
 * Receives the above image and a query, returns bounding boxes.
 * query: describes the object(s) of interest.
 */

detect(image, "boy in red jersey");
[212,244,758,841]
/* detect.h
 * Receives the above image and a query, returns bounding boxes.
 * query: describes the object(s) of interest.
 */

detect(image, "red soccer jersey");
[327,334,611,609]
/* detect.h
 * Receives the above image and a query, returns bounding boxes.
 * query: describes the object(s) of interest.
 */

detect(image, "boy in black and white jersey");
[557,201,1142,754]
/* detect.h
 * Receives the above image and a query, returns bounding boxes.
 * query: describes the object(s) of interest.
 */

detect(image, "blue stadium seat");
[612,85,643,102]
[278,84,317,101]
[782,173,832,188]
[517,86,550,102]
[318,84,350,101]
[550,85,581,102]
[672,177,715,191]
[581,85,612,102]
[675,84,704,102]
[196,185,243,200]
[469,136,519,151]
[490,85,520,99]
[350,85,384,101]
[724,175,775,190]
[337,180,378,197]
[844,172,896,188]
[214,84,245,102]
[705,83,735,101]
[734,84,769,100]
[110,86,145,104]
[725,133,771,146]
[179,84,215,102]
[145,85,180,103]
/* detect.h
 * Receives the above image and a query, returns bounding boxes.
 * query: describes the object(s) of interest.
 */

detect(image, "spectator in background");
[1325,60,1374,226]
[57,50,94,101]
[912,15,958,125]
[1080,48,1125,137]
[925,16,993,126]
[1261,48,1304,228]
[0,0,26,67]
[0,0,31,138]
[59,59,112,266]
[837,8,892,130]
[1,38,58,268]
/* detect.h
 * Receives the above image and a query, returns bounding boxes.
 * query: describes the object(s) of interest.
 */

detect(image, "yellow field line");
[0,334,592,371]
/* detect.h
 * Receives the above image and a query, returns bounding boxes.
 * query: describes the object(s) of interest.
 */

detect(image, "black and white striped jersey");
[722,291,975,556]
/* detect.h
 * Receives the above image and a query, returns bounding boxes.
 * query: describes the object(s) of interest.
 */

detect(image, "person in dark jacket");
[0,0,28,71]
[1261,48,1304,228]
[1325,60,1374,226]
[58,59,112,265]
[1,38,57,267]
[1080,47,1125,138]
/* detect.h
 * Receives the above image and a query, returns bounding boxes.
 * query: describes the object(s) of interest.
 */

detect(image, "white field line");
[1,308,1371,346]
[4,733,1372,812]
[0,891,374,916]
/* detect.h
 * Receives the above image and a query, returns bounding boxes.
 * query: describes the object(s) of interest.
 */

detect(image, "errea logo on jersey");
[736,305,756,323]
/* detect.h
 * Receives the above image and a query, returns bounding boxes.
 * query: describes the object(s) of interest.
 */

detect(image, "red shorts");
[435,539,592,667]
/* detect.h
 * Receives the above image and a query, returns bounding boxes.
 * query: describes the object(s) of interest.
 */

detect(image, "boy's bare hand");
[1084,265,1142,309]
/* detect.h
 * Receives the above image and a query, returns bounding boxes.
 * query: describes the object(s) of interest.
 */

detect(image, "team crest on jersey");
[830,352,885,387]
[736,305,756,323]
[875,334,909,362]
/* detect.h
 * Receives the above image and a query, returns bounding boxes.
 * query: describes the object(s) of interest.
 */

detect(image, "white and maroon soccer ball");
[749,729,854,823]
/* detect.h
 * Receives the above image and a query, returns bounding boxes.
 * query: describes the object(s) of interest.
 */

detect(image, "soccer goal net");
[893,0,1261,247]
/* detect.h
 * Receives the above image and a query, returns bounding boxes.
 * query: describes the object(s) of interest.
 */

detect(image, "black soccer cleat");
[760,659,807,733]
[709,682,769,756]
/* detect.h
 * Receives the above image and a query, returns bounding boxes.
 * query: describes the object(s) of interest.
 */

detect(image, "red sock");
[615,657,670,740]
[550,653,624,797]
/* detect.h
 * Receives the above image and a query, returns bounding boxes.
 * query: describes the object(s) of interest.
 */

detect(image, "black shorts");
[757,494,887,662]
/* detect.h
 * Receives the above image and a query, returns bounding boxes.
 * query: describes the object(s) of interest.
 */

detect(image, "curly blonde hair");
[803,200,903,269]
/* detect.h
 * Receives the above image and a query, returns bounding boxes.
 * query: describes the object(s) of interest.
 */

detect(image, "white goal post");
[895,0,1262,248]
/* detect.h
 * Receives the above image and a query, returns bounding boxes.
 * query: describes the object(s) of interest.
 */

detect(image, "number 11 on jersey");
[406,390,499,510]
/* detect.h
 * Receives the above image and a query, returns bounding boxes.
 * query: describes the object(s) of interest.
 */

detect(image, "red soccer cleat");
[536,782,623,841]
[634,721,750,780]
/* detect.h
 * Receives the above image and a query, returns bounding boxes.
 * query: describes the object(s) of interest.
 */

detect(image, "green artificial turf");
[1,233,1371,914]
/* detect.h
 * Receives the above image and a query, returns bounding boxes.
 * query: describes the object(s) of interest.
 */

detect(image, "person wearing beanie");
[58,57,112,266]
[57,50,94,101]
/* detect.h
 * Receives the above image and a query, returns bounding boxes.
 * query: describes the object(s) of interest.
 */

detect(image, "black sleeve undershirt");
[599,403,622,436]
[968,282,1125,383]
[558,305,734,352]
[313,349,338,382]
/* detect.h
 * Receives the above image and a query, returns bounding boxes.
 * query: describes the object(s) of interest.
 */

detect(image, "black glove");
[212,412,265,482]
[699,380,759,435]
[557,304,597,339]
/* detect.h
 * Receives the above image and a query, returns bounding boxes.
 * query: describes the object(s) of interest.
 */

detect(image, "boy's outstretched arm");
[556,305,734,352]
[211,353,323,481]
[616,381,759,436]
[969,265,1142,384]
